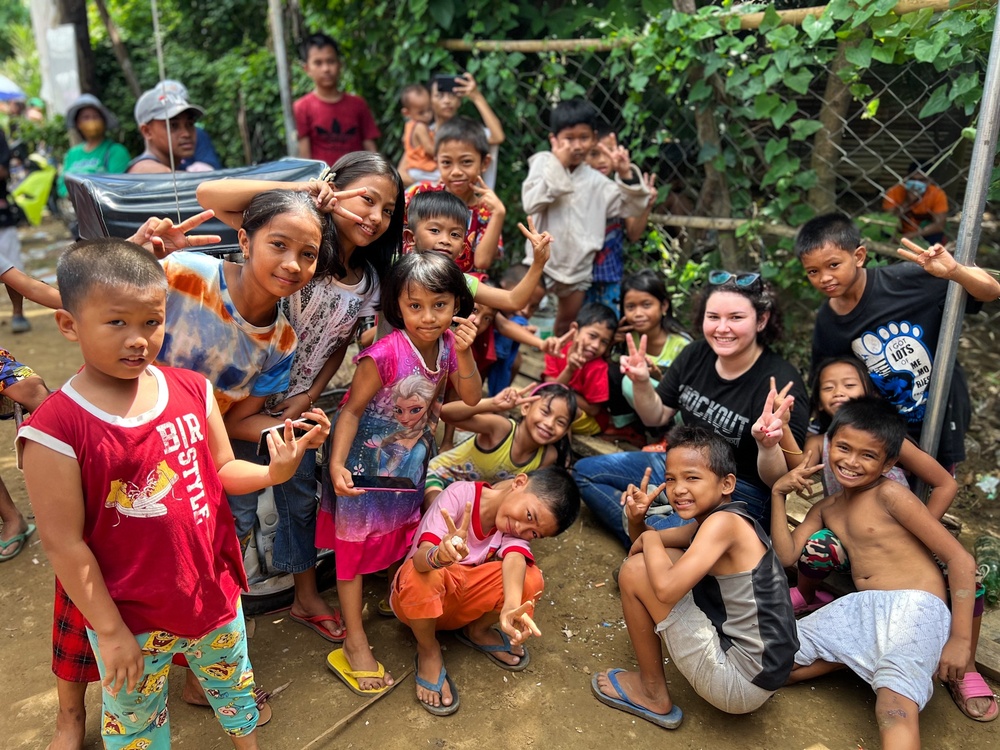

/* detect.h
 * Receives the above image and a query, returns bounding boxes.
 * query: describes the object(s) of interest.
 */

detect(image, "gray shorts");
[656,591,775,714]
[0,227,23,273]
[545,275,590,297]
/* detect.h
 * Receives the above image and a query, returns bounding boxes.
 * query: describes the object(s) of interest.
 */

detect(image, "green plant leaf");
[844,38,874,68]
[783,68,813,95]
[765,137,789,162]
[754,92,781,118]
[919,84,951,118]
[771,100,798,129]
[789,119,824,141]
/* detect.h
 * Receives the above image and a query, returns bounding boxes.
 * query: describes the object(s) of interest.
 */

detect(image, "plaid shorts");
[52,580,100,683]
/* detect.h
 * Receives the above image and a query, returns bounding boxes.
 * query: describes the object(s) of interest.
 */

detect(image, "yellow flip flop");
[326,648,392,697]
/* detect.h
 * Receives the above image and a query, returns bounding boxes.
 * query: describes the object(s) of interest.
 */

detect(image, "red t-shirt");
[403,181,504,272]
[294,91,381,167]
[544,343,610,425]
[18,366,247,638]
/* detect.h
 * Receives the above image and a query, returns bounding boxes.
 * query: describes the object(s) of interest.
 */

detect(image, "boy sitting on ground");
[592,426,797,730]
[18,239,325,749]
[770,396,977,750]
[390,467,580,715]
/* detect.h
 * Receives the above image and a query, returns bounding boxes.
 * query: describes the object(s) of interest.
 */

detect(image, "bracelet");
[780,447,803,455]
[293,391,315,407]
[458,370,478,379]
[426,545,444,570]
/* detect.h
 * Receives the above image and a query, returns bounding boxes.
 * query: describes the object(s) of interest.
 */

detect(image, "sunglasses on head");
[708,270,761,288]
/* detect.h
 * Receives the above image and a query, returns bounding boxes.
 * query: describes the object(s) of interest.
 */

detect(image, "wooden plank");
[976,608,1000,683]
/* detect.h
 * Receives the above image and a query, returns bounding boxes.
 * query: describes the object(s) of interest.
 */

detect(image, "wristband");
[458,370,478,379]
[780,447,803,455]
[426,545,445,570]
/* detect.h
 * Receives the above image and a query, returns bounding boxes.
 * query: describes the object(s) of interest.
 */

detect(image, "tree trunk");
[674,0,739,268]
[56,0,96,94]
[92,0,142,98]
[808,34,862,214]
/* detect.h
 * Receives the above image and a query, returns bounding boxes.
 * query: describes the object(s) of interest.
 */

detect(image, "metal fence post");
[917,6,1000,477]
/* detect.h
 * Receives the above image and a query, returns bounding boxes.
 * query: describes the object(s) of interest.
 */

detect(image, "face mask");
[77,120,106,140]
[904,179,927,197]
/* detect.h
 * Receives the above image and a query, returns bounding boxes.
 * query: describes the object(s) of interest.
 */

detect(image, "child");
[195,151,404,643]
[585,129,658,311]
[405,116,505,271]
[796,213,1000,469]
[592,426,797,729]
[294,33,380,166]
[127,85,207,174]
[606,270,690,442]
[390,467,581,715]
[522,99,651,335]
[543,302,618,435]
[19,239,325,750]
[321,251,480,695]
[400,83,438,183]
[770,397,977,747]
[489,263,548,393]
[424,383,577,507]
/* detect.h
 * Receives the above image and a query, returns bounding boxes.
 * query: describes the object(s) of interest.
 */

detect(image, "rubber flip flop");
[326,648,392,697]
[376,598,396,618]
[789,586,833,617]
[454,627,530,671]
[289,610,346,643]
[947,671,999,722]
[0,523,35,562]
[591,669,683,729]
[414,654,460,716]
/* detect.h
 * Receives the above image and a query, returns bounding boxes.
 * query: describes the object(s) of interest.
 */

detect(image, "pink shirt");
[410,482,534,566]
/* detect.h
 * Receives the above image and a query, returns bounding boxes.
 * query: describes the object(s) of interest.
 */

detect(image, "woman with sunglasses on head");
[573,271,808,548]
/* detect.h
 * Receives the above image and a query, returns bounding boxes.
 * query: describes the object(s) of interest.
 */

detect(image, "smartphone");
[432,74,459,93]
[256,419,318,456]
[350,475,418,491]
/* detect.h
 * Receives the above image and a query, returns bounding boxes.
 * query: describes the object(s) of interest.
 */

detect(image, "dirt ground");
[0,222,998,750]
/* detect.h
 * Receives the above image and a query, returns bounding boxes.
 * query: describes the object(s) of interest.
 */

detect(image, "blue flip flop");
[591,669,683,730]
[414,654,460,716]
[0,523,35,562]
[454,627,530,671]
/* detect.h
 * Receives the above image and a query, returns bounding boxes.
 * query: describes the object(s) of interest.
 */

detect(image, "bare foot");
[415,644,454,709]
[182,667,210,706]
[46,706,86,750]
[464,624,524,667]
[342,637,393,691]
[290,596,345,640]
[595,669,673,715]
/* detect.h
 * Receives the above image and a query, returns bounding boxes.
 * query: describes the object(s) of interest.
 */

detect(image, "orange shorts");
[390,557,544,631]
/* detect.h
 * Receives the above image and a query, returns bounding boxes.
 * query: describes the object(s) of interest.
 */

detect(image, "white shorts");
[0,227,23,273]
[795,589,950,709]
[656,591,775,714]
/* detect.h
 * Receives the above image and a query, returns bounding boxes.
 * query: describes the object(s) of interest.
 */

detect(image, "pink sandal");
[789,586,833,616]
[947,671,999,722]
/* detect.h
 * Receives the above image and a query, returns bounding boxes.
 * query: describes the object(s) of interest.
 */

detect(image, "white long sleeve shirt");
[521,151,651,285]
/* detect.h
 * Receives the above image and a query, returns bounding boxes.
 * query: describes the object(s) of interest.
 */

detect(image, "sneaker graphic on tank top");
[851,321,932,422]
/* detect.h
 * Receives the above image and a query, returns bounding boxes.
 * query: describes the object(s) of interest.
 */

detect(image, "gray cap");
[134,85,205,126]
[65,93,119,131]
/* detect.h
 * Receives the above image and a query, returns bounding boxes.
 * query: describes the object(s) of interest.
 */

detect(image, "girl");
[322,251,480,695]
[424,382,578,508]
[575,271,808,548]
[606,270,690,444]
[776,355,958,614]
[195,152,405,644]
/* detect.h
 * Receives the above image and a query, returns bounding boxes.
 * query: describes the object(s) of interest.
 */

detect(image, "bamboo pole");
[441,0,990,52]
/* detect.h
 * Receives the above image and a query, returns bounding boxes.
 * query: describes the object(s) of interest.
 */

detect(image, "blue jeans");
[227,439,319,574]
[573,452,770,549]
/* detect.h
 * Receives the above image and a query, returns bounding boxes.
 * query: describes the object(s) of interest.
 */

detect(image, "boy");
[294,33,379,167]
[585,129,658,311]
[400,83,438,183]
[0,126,32,332]
[797,213,1000,471]
[770,397,977,749]
[18,239,324,749]
[390,467,580,715]
[522,99,651,335]
[543,302,618,435]
[127,84,209,174]
[490,264,548,392]
[592,426,797,729]
[405,116,505,271]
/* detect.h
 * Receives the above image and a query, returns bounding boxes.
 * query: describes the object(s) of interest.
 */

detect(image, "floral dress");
[316,328,457,579]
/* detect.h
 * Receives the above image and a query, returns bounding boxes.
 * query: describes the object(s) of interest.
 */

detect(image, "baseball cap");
[134,85,205,126]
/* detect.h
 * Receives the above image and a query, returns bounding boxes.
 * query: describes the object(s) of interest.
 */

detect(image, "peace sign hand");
[493,384,539,412]
[620,466,666,524]
[437,503,472,565]
[306,182,367,225]
[565,335,588,373]
[772,450,824,498]
[541,325,576,357]
[518,216,553,267]
[130,209,223,258]
[897,237,958,280]
[619,333,651,383]
[471,176,505,215]
[752,377,795,448]
[643,172,659,207]
[499,598,542,646]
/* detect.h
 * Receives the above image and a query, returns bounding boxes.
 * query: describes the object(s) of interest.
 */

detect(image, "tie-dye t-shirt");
[158,252,297,414]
